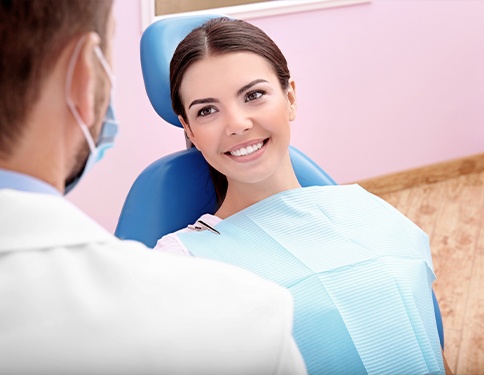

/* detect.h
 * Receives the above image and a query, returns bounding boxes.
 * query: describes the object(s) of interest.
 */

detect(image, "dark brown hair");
[0,0,113,157]
[170,17,291,205]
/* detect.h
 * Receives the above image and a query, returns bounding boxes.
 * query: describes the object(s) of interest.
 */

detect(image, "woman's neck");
[215,167,301,219]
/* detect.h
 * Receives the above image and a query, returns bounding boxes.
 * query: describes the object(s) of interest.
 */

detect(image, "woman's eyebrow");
[236,79,269,97]
[188,79,269,109]
[188,97,219,109]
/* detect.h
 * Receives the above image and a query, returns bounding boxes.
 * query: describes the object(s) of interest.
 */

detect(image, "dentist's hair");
[0,0,113,158]
[170,17,291,205]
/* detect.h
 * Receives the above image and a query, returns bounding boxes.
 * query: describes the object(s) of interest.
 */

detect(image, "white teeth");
[230,142,263,157]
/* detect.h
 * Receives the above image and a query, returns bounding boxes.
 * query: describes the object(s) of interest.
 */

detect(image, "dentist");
[0,2,306,374]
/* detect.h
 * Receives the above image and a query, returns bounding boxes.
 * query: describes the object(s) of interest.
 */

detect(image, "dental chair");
[114,14,444,349]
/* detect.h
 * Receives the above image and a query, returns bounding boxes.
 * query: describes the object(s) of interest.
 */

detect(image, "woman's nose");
[224,107,253,136]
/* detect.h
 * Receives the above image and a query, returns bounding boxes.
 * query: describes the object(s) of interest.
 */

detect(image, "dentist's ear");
[179,115,198,149]
[68,32,102,129]
[287,79,297,121]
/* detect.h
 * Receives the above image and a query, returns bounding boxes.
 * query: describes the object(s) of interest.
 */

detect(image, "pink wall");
[67,0,484,233]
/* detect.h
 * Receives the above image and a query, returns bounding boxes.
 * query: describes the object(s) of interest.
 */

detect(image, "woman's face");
[178,52,297,187]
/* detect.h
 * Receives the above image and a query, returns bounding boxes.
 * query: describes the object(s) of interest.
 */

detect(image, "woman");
[155,17,451,374]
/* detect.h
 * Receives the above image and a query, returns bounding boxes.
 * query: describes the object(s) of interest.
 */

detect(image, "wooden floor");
[372,170,484,374]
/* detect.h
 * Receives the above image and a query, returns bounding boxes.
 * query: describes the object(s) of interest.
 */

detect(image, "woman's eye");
[245,90,264,102]
[197,106,216,117]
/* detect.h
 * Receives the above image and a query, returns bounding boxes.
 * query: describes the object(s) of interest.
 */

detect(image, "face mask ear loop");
[94,46,117,112]
[65,35,96,153]
[94,46,115,88]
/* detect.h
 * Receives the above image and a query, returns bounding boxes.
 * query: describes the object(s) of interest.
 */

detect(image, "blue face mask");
[64,37,119,194]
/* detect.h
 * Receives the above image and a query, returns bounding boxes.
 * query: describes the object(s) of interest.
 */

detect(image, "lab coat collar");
[0,189,116,253]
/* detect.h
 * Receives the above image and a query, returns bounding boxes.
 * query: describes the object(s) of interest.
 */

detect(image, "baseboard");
[357,153,484,196]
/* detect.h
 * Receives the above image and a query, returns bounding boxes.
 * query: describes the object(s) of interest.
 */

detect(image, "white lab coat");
[0,189,306,375]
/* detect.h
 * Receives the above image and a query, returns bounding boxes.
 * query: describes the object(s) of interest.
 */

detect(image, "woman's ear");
[68,32,101,129]
[287,79,297,121]
[179,115,198,149]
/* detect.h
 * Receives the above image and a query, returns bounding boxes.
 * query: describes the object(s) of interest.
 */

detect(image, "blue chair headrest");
[140,14,226,127]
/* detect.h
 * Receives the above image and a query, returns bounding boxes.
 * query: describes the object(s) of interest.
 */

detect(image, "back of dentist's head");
[0,0,113,159]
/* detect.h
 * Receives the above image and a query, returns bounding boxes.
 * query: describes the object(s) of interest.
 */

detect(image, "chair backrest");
[114,14,443,350]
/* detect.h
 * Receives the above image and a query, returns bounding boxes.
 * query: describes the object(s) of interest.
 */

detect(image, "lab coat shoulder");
[0,189,306,375]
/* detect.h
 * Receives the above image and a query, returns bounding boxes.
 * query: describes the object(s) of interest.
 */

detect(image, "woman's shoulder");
[189,213,222,230]
[307,184,394,207]
[153,213,222,255]
[310,184,431,253]
[301,184,428,238]
[296,184,385,210]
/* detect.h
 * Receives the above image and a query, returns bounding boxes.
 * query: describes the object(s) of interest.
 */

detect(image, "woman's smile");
[226,138,268,159]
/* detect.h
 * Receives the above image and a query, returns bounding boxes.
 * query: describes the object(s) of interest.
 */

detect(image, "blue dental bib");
[178,185,444,374]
